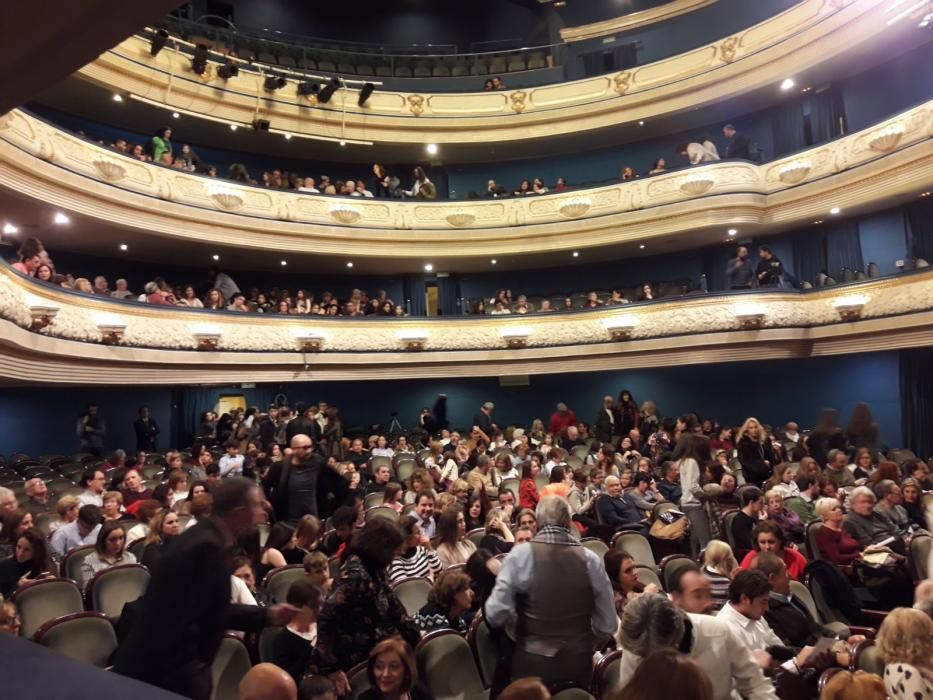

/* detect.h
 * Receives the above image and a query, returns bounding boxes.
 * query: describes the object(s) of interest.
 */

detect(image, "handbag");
[649,511,689,541]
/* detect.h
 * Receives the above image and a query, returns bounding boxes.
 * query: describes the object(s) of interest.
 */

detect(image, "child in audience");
[303,551,333,593]
[272,579,323,685]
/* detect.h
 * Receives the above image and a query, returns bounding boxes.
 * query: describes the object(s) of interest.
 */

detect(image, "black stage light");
[358,82,375,107]
[192,44,209,75]
[252,118,271,131]
[297,81,320,97]
[263,75,288,91]
[151,29,169,57]
[217,62,239,80]
[318,77,341,104]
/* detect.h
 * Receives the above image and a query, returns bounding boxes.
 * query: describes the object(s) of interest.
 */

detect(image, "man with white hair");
[485,495,617,688]
[23,477,51,516]
[843,485,905,552]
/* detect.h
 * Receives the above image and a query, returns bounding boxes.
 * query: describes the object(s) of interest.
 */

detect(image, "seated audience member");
[388,515,443,584]
[239,663,298,700]
[298,676,336,700]
[731,487,763,552]
[823,450,855,489]
[648,158,667,175]
[765,464,800,499]
[499,678,550,700]
[77,468,106,507]
[414,570,474,634]
[302,551,332,593]
[605,549,653,616]
[540,466,572,499]
[716,570,819,674]
[320,506,356,557]
[618,593,777,700]
[702,539,739,611]
[120,468,154,507]
[658,461,682,503]
[100,491,124,521]
[0,599,20,636]
[314,522,421,695]
[739,521,808,581]
[80,520,136,590]
[627,472,664,511]
[357,638,431,700]
[598,475,648,533]
[900,478,928,530]
[0,509,34,559]
[786,475,821,523]
[464,492,488,531]
[478,508,515,555]
[287,515,323,565]
[50,504,102,560]
[141,508,182,570]
[615,649,714,700]
[763,489,804,542]
[843,486,906,552]
[876,608,933,700]
[49,495,80,534]
[669,563,715,615]
[519,459,540,511]
[873,480,911,538]
[0,528,55,598]
[0,487,16,515]
[22,477,51,516]
[851,448,876,482]
[367,464,392,495]
[272,580,324,685]
[812,497,862,566]
[819,671,886,700]
[434,509,477,567]
[125,499,162,546]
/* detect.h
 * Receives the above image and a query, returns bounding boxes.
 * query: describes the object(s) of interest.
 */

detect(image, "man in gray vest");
[485,495,618,687]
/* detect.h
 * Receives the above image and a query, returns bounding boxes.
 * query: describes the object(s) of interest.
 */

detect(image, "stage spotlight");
[263,75,287,92]
[297,81,320,97]
[150,29,169,57]
[358,82,375,107]
[217,62,239,80]
[318,77,341,104]
[252,118,271,131]
[192,44,209,75]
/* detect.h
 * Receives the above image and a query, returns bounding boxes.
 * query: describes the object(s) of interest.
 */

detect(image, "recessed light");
[830,207,841,215]
[112,94,123,102]
[639,244,645,249]
[212,254,220,261]
[921,191,932,198]
[284,133,292,140]
[728,228,737,236]
[780,78,795,90]
[53,212,70,225]
[638,120,644,126]
[280,260,287,266]
[119,244,127,251]
[172,112,180,119]
[490,259,497,265]
[426,144,438,155]
[346,261,354,268]
[813,220,823,224]
[2,223,18,235]
[339,140,346,147]
[229,124,238,131]
[424,263,434,272]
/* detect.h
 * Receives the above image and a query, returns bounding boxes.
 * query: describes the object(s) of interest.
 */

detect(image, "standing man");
[486,496,617,689]
[594,396,620,446]
[208,267,241,302]
[727,247,755,290]
[133,406,160,452]
[473,401,496,436]
[756,246,784,287]
[114,479,297,699]
[549,402,578,438]
[262,434,350,524]
[78,404,106,456]
[286,403,319,446]
[723,124,751,160]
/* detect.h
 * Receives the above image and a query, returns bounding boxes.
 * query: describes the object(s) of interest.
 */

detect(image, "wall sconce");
[28,303,59,330]
[94,315,127,345]
[398,331,428,351]
[191,324,222,350]
[832,294,869,321]
[734,303,766,329]
[604,317,638,340]
[294,332,325,352]
[501,328,532,349]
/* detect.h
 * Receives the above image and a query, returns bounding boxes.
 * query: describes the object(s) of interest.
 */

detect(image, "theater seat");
[87,564,151,620]
[13,577,84,639]
[391,576,432,617]
[209,635,252,700]
[635,565,662,591]
[348,661,371,699]
[850,640,884,675]
[551,689,594,700]
[592,649,623,699]
[262,565,306,604]
[257,624,283,663]
[60,544,96,584]
[611,532,654,567]
[581,538,608,559]
[34,611,117,667]
[910,534,931,581]
[467,613,496,688]
[659,554,695,592]
[416,630,489,700]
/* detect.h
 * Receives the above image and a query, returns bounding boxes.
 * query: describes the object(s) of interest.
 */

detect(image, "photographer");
[756,247,784,287]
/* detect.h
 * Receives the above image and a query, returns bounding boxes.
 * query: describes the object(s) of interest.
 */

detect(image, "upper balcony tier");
[0,101,930,267]
[73,0,918,146]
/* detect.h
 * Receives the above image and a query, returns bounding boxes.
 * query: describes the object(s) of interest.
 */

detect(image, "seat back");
[910,533,931,581]
[35,611,117,667]
[348,661,372,699]
[366,505,399,523]
[613,532,654,567]
[128,537,147,561]
[364,492,385,510]
[466,528,486,547]
[88,564,151,620]
[552,690,594,700]
[263,564,307,604]
[806,519,825,562]
[722,511,740,551]
[397,460,417,484]
[851,640,884,675]
[571,445,590,461]
[659,555,695,593]
[635,565,662,591]
[209,636,253,700]
[592,649,623,699]
[13,577,84,639]
[788,580,822,624]
[417,630,488,700]
[581,538,608,559]
[467,614,496,688]
[258,624,283,663]
[392,577,432,617]
[807,574,847,625]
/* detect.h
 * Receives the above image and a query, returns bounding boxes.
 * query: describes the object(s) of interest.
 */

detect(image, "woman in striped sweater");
[388,514,443,584]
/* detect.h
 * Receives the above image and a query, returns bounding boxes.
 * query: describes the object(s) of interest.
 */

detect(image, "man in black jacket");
[286,403,320,447]
[756,246,784,287]
[113,478,296,699]
[723,124,751,160]
[262,434,350,524]
[594,395,620,446]
[473,401,496,435]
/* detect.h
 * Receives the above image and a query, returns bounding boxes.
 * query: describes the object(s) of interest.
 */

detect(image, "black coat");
[113,518,266,697]
[736,436,773,487]
[594,408,620,443]
[726,131,752,160]
[473,410,494,435]
[286,416,320,445]
[261,456,350,523]
[133,418,159,452]
[765,595,822,649]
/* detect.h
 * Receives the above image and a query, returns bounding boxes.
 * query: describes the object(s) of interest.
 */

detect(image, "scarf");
[533,525,580,546]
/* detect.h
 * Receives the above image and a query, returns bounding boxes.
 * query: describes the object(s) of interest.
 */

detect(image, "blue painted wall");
[0,352,902,456]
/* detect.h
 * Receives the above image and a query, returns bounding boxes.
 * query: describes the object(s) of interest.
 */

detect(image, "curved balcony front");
[0,103,930,263]
[76,0,898,145]
[3,261,933,385]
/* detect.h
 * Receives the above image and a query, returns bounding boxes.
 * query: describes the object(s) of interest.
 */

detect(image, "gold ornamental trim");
[560,0,717,43]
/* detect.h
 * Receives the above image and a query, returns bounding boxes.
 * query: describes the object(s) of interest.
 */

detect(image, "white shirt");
[619,613,777,700]
[50,521,101,559]
[218,454,245,477]
[716,603,797,673]
[77,489,103,507]
[230,574,258,605]
[297,186,319,193]
[772,482,800,498]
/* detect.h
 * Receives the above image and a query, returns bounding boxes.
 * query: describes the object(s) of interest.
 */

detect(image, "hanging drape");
[792,228,827,286]
[436,275,461,316]
[805,86,843,145]
[824,220,863,277]
[906,197,933,262]
[899,349,933,457]
[403,275,427,316]
[772,99,806,157]
[701,245,734,293]
[179,386,277,446]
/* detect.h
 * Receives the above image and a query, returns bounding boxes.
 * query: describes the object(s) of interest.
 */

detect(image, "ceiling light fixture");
[426,144,438,155]
[728,228,738,236]
[317,77,341,104]
[284,133,291,140]
[263,75,288,92]
[639,244,645,249]
[297,81,320,97]
[424,263,434,272]
[191,44,209,76]
[217,62,239,81]
[53,212,70,225]
[229,124,237,131]
[172,112,180,119]
[346,262,354,268]
[358,82,375,107]
[572,251,579,258]
[2,223,18,235]
[212,254,220,261]
[780,78,795,91]
[638,120,645,126]
[280,260,287,266]
[112,94,123,103]
[491,259,497,265]
[150,28,169,57]
[119,244,127,251]
[830,207,841,215]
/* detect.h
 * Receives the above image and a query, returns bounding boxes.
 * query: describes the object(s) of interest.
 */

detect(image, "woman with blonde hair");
[140,508,181,569]
[876,608,933,699]
[819,670,886,700]
[639,400,660,434]
[50,495,80,534]
[701,540,738,610]
[735,417,774,488]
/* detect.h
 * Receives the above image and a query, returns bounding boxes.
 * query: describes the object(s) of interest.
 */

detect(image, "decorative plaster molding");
[560,0,717,43]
